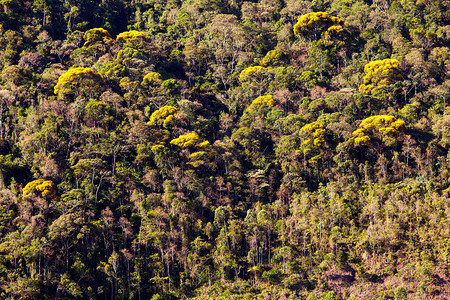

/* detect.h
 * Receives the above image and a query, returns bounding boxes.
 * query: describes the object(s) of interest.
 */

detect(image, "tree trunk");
[0,170,5,190]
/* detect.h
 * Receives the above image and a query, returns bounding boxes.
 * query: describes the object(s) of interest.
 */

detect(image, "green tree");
[260,49,288,67]
[48,213,84,272]
[206,14,246,92]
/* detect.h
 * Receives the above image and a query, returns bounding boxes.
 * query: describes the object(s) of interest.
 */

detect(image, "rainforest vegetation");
[0,0,449,299]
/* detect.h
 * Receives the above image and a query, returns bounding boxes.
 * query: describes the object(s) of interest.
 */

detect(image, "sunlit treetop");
[148,105,178,128]
[23,179,58,201]
[116,47,149,65]
[170,132,215,167]
[363,59,401,82]
[293,12,344,39]
[99,61,127,79]
[239,66,269,81]
[83,28,113,48]
[54,67,103,99]
[85,100,113,116]
[298,122,326,156]
[142,72,163,87]
[116,30,147,42]
[260,49,288,67]
[246,95,276,113]
[170,132,210,148]
[359,59,403,95]
[351,115,406,147]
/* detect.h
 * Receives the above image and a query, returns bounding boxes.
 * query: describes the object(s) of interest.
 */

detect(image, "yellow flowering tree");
[83,28,113,48]
[320,25,345,46]
[170,132,208,148]
[141,72,163,87]
[142,106,179,151]
[298,122,326,162]
[351,115,406,147]
[144,131,171,152]
[358,59,403,96]
[116,30,147,42]
[23,179,58,201]
[293,12,344,40]
[239,66,269,82]
[54,67,103,100]
[260,49,288,67]
[170,132,216,167]
[119,77,139,93]
[148,105,178,128]
[246,95,276,114]
[116,30,147,49]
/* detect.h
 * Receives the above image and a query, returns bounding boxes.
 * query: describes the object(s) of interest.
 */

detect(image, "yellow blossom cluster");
[170,132,216,167]
[170,132,209,148]
[320,25,345,46]
[116,30,147,42]
[54,67,103,99]
[293,12,344,38]
[83,28,113,48]
[148,105,178,127]
[259,49,288,67]
[239,66,269,81]
[23,179,58,201]
[351,115,406,146]
[141,72,163,87]
[359,59,403,95]
[298,122,326,156]
[246,95,276,113]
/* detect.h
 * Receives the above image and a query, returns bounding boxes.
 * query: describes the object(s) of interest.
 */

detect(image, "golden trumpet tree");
[23,179,58,201]
[54,67,103,100]
[116,30,146,42]
[170,132,208,148]
[148,105,178,128]
[351,115,406,147]
[293,12,344,40]
[83,28,113,48]
[298,122,326,162]
[246,95,276,114]
[170,132,216,167]
[239,66,269,82]
[358,59,403,95]
[320,25,345,46]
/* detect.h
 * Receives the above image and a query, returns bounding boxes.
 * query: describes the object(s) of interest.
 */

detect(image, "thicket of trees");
[0,0,449,299]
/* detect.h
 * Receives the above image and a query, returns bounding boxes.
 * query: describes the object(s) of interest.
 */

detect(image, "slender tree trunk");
[0,170,5,190]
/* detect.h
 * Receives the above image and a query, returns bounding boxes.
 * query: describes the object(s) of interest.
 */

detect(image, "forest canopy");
[0,0,449,299]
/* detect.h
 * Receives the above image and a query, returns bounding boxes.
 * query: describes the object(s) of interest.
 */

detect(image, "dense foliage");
[0,0,449,299]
